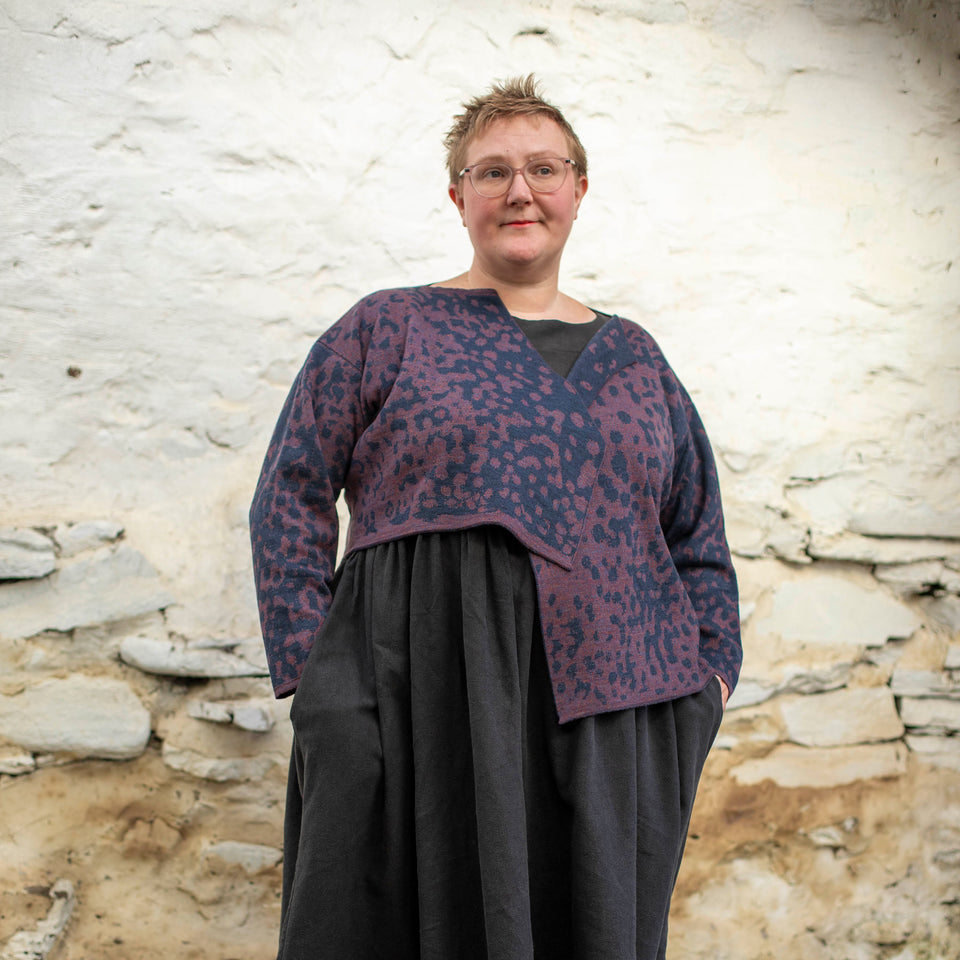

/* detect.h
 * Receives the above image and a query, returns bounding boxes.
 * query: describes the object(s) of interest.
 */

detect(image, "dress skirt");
[280,526,724,960]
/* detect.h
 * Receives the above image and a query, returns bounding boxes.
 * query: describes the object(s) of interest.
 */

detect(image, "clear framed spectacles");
[458,157,576,198]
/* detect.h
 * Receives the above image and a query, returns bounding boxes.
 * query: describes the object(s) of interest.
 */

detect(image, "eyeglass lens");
[469,158,569,197]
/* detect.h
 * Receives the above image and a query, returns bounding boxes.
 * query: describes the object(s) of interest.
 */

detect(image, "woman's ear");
[573,175,588,219]
[449,184,466,226]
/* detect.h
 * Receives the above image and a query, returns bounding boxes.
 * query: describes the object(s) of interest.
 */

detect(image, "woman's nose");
[506,169,534,203]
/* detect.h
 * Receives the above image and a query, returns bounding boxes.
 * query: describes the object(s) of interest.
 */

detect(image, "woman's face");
[449,115,587,280]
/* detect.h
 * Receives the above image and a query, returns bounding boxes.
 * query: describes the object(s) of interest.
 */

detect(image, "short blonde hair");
[443,75,588,186]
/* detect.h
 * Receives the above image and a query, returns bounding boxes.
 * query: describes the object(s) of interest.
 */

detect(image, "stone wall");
[1,1,958,958]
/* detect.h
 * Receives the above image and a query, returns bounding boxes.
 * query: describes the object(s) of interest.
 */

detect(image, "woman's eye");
[480,166,507,180]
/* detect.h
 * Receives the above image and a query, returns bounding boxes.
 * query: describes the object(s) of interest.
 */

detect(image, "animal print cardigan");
[250,285,741,723]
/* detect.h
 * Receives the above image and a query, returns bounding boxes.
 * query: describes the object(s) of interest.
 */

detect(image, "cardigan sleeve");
[249,334,366,697]
[659,381,743,696]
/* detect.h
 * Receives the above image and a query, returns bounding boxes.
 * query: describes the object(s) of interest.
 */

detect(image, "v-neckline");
[483,289,628,393]
[511,314,609,380]
[420,285,638,408]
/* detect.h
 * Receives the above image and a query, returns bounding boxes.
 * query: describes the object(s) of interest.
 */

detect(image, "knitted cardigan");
[250,285,741,723]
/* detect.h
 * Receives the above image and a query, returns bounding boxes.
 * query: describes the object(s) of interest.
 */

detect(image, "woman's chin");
[497,244,547,268]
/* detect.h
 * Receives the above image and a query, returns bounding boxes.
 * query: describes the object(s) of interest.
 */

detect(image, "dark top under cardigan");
[250,285,741,723]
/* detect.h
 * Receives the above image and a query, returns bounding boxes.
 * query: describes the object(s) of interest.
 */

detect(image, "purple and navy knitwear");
[249,285,741,723]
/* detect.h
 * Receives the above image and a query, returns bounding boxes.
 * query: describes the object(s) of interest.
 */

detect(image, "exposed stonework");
[0,747,36,776]
[899,697,960,733]
[808,533,960,566]
[905,735,960,771]
[730,742,909,788]
[0,546,174,639]
[779,687,905,747]
[0,676,151,760]
[752,575,922,651]
[155,694,290,782]
[850,509,960,541]
[925,596,960,633]
[0,880,75,960]
[52,520,123,558]
[187,698,276,732]
[203,841,283,874]
[874,560,951,596]
[119,635,267,680]
[891,668,960,699]
[159,745,284,783]
[0,530,56,581]
[1,0,958,958]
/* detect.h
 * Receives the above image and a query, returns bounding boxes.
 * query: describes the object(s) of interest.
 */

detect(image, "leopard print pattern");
[250,287,741,721]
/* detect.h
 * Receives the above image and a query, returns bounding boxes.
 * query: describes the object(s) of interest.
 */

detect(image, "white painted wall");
[1,2,959,957]
[2,1,958,628]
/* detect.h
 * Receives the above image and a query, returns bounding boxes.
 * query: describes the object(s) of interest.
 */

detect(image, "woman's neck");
[435,265,593,323]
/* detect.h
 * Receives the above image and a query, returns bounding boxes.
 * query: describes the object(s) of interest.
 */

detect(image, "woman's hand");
[716,676,730,710]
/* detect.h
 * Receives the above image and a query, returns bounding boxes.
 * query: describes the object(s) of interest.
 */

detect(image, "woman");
[250,76,741,960]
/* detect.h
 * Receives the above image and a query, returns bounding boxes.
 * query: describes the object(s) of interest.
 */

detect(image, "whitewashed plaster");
[1,2,959,958]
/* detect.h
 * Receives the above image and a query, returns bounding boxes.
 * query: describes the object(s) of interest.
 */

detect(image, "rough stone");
[52,519,124,557]
[725,505,809,562]
[120,635,268,679]
[946,645,960,670]
[766,525,813,565]
[727,663,852,711]
[896,627,951,670]
[730,743,908,788]
[922,596,960,634]
[905,735,960,772]
[187,698,275,732]
[0,878,75,960]
[0,747,36,776]
[231,702,274,732]
[0,529,56,580]
[0,546,174,639]
[873,561,947,595]
[187,700,234,724]
[899,698,960,733]
[753,575,921,649]
[780,687,904,747]
[807,533,960,565]
[156,700,289,784]
[0,676,151,760]
[189,637,269,672]
[726,679,775,709]
[777,663,853,696]
[203,841,283,874]
[890,669,960,700]
[160,744,282,782]
[805,824,846,849]
[850,510,960,541]
[713,707,783,751]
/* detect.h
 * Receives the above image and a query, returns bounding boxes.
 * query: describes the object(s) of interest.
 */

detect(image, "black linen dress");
[278,314,725,960]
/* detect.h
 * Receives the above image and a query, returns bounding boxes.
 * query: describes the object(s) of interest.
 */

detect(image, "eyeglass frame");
[456,157,578,198]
